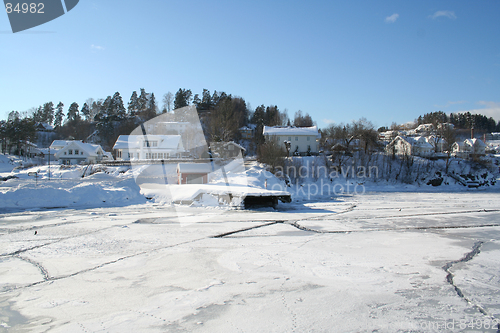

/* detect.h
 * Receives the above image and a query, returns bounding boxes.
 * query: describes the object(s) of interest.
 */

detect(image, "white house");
[385,136,434,157]
[263,126,321,155]
[113,135,185,161]
[452,138,486,158]
[55,141,110,165]
[49,140,74,151]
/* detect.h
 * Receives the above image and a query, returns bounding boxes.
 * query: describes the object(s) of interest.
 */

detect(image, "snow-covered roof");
[55,141,105,158]
[36,122,54,131]
[395,136,433,149]
[176,163,212,173]
[113,135,183,150]
[465,138,486,147]
[50,140,77,150]
[263,126,320,137]
[240,124,257,130]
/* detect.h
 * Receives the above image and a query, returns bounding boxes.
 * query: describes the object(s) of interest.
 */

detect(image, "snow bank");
[0,177,146,210]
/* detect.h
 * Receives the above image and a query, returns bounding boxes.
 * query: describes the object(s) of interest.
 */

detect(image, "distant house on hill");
[113,135,185,161]
[54,141,110,165]
[385,136,433,157]
[35,122,57,148]
[239,124,256,140]
[209,141,246,158]
[452,138,486,158]
[263,126,321,155]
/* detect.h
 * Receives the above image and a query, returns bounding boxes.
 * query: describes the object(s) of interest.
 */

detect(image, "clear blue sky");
[1,0,499,129]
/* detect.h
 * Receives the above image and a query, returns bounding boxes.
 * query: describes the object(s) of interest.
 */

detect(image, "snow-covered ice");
[1,190,500,332]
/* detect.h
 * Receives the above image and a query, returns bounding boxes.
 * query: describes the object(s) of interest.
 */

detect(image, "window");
[143,141,158,147]
[307,136,310,141]
[288,136,291,141]
[64,152,67,155]
[81,151,83,155]
[295,137,298,141]
[75,149,79,155]
[69,149,73,155]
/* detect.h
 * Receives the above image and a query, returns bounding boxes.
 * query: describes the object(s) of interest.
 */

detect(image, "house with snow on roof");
[263,126,321,155]
[452,138,486,159]
[209,141,246,158]
[113,135,185,161]
[55,141,110,165]
[385,136,434,157]
[176,163,212,184]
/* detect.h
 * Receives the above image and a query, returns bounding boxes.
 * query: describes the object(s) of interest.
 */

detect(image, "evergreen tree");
[145,92,157,119]
[81,103,91,121]
[54,102,64,128]
[32,106,43,123]
[174,88,192,110]
[137,88,149,115]
[67,102,80,123]
[128,91,139,116]
[112,92,126,120]
[42,102,54,124]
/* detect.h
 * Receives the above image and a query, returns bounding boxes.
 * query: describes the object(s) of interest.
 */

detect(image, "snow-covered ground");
[1,153,500,332]
[1,191,500,332]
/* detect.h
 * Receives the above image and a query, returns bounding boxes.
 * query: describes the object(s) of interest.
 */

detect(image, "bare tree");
[257,139,286,174]
[442,125,457,173]
[162,92,173,113]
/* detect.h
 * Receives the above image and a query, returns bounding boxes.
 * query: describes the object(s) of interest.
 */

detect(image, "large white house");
[54,141,110,165]
[113,135,185,160]
[452,138,486,158]
[263,126,321,155]
[385,136,434,157]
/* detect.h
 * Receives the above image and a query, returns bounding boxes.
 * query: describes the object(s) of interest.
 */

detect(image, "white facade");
[452,138,486,158]
[113,135,185,161]
[385,136,433,157]
[263,126,321,154]
[55,141,109,165]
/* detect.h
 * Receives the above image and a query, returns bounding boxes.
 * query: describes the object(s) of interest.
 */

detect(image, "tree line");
[1,87,316,155]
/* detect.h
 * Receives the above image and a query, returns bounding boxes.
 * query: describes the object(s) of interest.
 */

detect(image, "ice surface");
[1,192,499,332]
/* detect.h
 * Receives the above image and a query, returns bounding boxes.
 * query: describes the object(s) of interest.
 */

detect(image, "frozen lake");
[1,191,500,332]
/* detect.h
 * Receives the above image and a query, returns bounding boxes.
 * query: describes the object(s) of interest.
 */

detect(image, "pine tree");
[54,102,64,128]
[67,102,80,123]
[174,88,192,110]
[32,106,43,123]
[146,92,157,119]
[138,88,149,115]
[128,91,139,116]
[42,102,55,124]
[81,103,91,121]
[112,92,126,120]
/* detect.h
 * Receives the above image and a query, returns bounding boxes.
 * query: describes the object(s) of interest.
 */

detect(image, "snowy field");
[1,191,500,332]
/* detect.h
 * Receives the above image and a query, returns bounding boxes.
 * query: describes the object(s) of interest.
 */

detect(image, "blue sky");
[1,0,499,129]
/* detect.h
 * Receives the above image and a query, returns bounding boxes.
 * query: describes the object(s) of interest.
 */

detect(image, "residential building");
[54,141,110,165]
[262,126,321,155]
[239,125,256,140]
[210,141,246,158]
[452,138,486,158]
[385,136,433,157]
[113,135,185,160]
[176,163,211,184]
